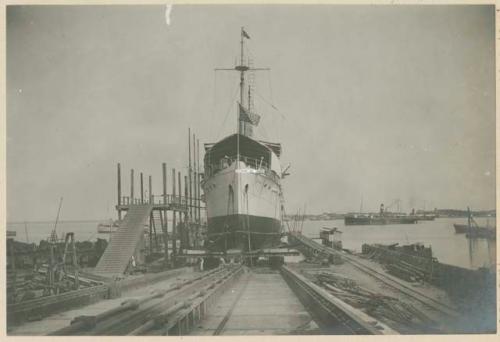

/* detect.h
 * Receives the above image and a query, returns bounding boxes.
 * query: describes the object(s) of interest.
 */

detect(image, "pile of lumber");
[313,271,436,332]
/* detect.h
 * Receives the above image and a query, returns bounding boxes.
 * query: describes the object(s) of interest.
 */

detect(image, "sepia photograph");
[5,3,497,336]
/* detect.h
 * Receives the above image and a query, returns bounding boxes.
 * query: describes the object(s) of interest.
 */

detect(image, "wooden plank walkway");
[94,205,154,277]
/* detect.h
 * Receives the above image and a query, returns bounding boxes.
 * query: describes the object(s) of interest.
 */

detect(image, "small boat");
[7,230,16,237]
[97,219,120,233]
[453,224,470,233]
[453,208,496,240]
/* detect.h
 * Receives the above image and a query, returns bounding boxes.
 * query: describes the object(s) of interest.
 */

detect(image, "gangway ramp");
[94,205,154,277]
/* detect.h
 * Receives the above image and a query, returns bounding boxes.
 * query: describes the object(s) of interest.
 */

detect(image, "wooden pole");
[192,133,196,223]
[172,169,177,256]
[149,213,153,255]
[148,178,155,250]
[197,138,201,225]
[184,175,189,248]
[140,172,144,204]
[130,169,134,204]
[117,163,122,220]
[162,163,167,205]
[152,212,158,250]
[194,169,198,224]
[162,163,168,262]
[178,171,183,250]
[160,209,168,263]
[188,128,192,225]
[148,175,153,204]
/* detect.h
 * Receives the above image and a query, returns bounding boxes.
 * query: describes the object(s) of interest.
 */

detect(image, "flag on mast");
[242,28,251,39]
[239,103,260,125]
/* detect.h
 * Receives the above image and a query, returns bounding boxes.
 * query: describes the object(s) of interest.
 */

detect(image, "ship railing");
[207,155,269,177]
[205,156,283,182]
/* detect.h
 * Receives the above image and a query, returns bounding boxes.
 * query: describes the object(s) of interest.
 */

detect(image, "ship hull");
[207,214,281,251]
[203,161,283,252]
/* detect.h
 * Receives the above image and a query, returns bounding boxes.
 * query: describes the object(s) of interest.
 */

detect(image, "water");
[7,219,177,244]
[299,217,496,270]
[7,221,107,243]
[8,217,496,270]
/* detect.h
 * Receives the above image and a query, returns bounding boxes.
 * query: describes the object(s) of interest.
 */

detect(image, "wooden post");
[117,163,122,220]
[188,128,192,225]
[152,212,158,250]
[162,163,167,204]
[197,139,201,225]
[149,213,153,255]
[130,169,134,204]
[140,172,144,204]
[172,169,177,256]
[194,169,198,224]
[148,175,153,204]
[178,171,183,250]
[162,163,168,263]
[184,175,189,248]
[160,210,168,263]
[192,133,196,223]
[71,234,79,290]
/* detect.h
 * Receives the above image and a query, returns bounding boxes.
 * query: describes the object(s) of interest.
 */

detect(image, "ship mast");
[239,28,245,108]
[215,27,269,137]
[235,27,250,135]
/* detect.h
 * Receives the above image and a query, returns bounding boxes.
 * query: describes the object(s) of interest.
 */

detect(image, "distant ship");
[344,204,418,226]
[202,28,285,252]
[413,214,436,221]
[453,209,496,240]
[97,219,120,234]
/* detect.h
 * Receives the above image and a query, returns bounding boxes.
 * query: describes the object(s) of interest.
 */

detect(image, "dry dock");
[7,186,494,336]
[9,229,482,335]
[191,269,320,335]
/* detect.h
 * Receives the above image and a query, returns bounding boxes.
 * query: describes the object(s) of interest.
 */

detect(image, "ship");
[453,224,494,234]
[453,208,496,240]
[97,219,120,233]
[453,223,496,239]
[202,28,284,252]
[344,204,418,226]
[344,214,418,226]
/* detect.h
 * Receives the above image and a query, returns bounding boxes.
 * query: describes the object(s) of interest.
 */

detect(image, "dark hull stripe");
[207,214,281,252]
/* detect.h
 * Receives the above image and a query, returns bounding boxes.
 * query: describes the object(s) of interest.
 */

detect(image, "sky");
[6,5,496,221]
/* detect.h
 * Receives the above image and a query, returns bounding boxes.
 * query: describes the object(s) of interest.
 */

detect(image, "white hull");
[203,161,282,221]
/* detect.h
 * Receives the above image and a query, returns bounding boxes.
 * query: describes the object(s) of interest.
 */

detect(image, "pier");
[8,225,492,335]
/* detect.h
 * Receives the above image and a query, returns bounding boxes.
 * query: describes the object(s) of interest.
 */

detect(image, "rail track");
[204,266,395,335]
[281,265,396,335]
[339,252,459,318]
[289,233,459,319]
[48,265,243,336]
[212,271,251,335]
